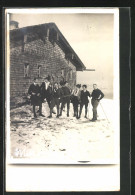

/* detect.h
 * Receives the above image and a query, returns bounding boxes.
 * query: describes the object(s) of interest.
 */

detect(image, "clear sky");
[10,12,114,95]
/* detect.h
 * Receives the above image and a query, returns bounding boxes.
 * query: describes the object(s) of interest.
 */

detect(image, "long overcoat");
[28,83,42,106]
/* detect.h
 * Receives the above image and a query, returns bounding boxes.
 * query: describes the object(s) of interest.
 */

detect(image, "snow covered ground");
[8,98,119,164]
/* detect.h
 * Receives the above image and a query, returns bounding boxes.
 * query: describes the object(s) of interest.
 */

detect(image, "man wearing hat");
[28,78,44,118]
[40,75,51,107]
[48,82,64,118]
[59,80,71,117]
[40,75,56,115]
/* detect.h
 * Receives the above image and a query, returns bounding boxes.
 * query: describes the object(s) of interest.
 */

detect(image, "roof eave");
[10,23,86,70]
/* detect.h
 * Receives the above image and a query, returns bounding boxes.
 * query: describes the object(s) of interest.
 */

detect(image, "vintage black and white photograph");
[6,8,119,165]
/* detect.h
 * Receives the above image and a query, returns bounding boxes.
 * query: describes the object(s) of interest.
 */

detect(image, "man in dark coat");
[40,76,56,115]
[59,81,71,117]
[48,82,64,118]
[91,84,104,121]
[28,78,44,118]
[78,85,90,119]
[40,76,51,107]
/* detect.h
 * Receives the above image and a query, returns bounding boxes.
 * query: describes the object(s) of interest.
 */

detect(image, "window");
[37,65,41,77]
[24,63,29,77]
[66,71,69,81]
[61,69,64,77]
[69,70,73,79]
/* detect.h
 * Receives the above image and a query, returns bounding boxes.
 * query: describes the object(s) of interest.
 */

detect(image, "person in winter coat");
[28,78,44,118]
[91,84,104,121]
[40,75,51,107]
[71,84,81,118]
[59,80,71,117]
[40,76,56,114]
[48,82,63,118]
[78,85,90,119]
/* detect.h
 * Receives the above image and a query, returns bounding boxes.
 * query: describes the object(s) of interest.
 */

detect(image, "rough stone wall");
[10,38,76,98]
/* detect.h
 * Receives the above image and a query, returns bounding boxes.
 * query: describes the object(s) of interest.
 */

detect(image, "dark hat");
[82,84,87,88]
[60,80,64,86]
[64,81,67,85]
[45,75,51,81]
[76,84,81,88]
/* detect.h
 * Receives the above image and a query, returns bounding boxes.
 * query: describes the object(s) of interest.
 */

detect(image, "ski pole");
[87,97,91,119]
[99,102,110,123]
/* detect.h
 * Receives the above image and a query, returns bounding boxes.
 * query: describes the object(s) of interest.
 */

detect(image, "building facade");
[10,23,85,98]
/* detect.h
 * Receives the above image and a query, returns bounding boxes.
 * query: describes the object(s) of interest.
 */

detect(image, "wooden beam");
[47,28,50,37]
[24,34,27,43]
[85,69,95,71]
[71,54,74,59]
[45,28,50,40]
[56,33,59,41]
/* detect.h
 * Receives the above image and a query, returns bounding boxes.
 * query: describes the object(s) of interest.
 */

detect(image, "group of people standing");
[28,76,104,122]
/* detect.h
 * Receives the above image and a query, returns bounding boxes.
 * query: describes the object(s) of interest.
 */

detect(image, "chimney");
[9,14,19,30]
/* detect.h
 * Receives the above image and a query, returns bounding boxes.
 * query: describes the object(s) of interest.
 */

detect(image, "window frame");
[61,69,64,77]
[24,63,29,78]
[37,65,42,78]
[69,69,73,80]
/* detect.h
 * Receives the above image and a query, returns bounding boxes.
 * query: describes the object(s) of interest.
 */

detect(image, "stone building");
[10,22,86,99]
